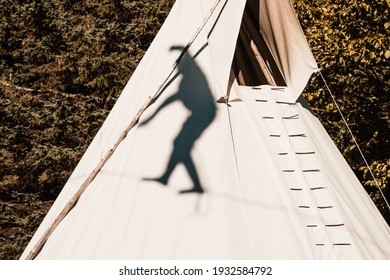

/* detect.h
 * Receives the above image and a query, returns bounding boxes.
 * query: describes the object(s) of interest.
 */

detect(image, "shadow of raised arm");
[138,94,178,127]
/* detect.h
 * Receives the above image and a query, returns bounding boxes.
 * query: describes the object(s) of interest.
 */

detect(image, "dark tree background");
[0,0,388,259]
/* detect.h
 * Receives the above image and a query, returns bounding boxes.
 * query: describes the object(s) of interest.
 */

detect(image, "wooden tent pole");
[25,0,224,260]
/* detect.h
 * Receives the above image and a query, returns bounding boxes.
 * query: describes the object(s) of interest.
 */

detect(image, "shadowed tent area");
[20,0,390,260]
[140,46,216,194]
[232,0,286,87]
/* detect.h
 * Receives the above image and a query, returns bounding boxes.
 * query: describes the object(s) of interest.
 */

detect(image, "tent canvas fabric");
[21,0,390,259]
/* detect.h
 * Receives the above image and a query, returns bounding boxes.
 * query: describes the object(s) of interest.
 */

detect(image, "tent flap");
[259,0,318,99]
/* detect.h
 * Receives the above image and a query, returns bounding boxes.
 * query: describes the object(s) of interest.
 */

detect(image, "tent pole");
[25,0,224,260]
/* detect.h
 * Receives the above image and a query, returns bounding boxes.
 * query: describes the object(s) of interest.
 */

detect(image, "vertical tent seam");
[225,100,257,259]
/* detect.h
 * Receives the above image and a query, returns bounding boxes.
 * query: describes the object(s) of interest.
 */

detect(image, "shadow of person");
[139,46,216,194]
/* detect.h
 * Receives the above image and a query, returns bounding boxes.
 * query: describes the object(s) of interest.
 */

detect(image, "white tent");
[21,0,390,259]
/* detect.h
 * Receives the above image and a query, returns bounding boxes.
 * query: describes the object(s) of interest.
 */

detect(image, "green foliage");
[0,0,174,100]
[0,0,388,259]
[294,0,389,222]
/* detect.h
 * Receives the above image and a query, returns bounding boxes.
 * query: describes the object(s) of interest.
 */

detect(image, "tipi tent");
[21,0,390,259]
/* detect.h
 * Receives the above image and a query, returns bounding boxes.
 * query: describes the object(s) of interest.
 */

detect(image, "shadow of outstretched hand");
[138,117,150,127]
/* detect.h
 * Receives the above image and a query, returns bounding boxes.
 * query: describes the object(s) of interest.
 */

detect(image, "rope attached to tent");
[319,70,390,212]
[25,0,224,260]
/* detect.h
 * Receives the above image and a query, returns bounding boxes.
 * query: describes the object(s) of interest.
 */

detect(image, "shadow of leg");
[178,155,204,194]
[142,176,168,186]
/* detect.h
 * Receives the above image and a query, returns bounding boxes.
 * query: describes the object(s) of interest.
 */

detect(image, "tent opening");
[232,0,286,87]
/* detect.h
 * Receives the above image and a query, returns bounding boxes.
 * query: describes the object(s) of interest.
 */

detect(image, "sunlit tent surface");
[21,0,390,259]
